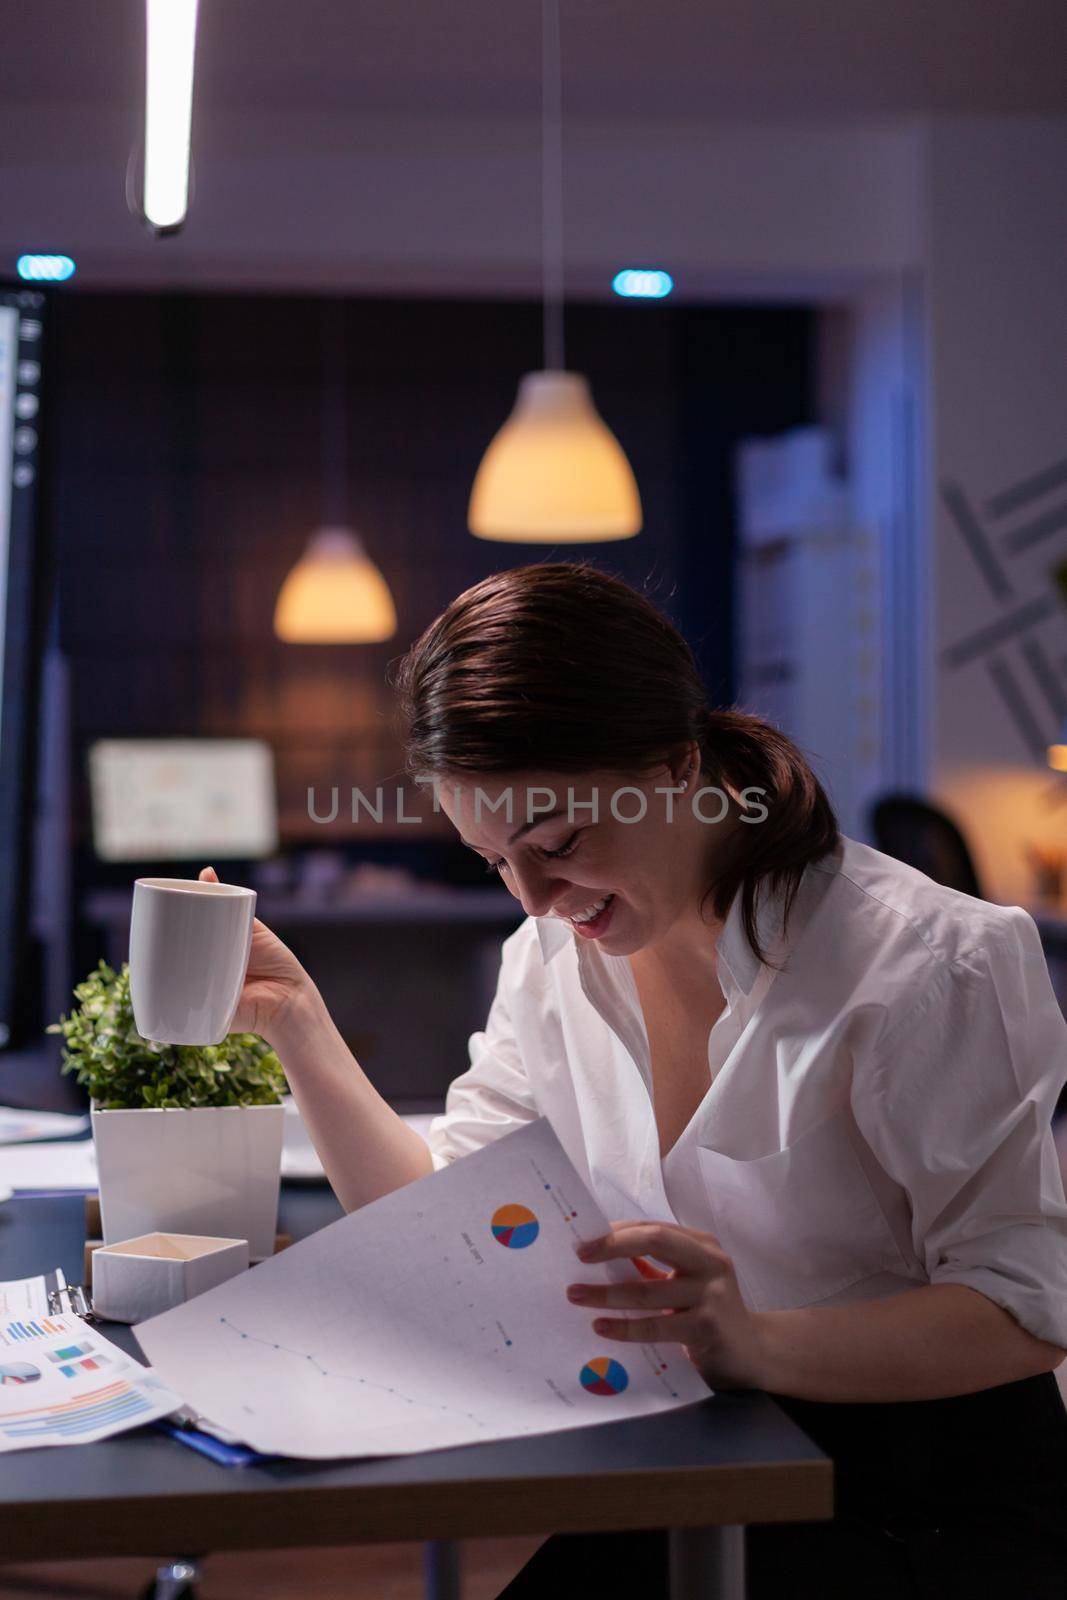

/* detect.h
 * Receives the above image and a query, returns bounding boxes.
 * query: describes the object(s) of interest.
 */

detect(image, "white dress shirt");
[426,835,1067,1347]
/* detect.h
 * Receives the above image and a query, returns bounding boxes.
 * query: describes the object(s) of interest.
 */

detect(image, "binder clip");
[47,1281,97,1323]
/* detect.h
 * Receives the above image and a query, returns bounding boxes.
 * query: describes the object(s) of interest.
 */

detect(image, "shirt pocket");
[695,1112,911,1312]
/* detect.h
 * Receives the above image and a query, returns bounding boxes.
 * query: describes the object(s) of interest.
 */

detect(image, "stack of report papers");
[0,1108,92,1204]
[0,1274,182,1452]
[0,1107,89,1145]
[0,1106,433,1191]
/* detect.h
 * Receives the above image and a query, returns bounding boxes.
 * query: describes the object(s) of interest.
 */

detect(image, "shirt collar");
[715,875,786,994]
[534,912,573,965]
[533,868,797,995]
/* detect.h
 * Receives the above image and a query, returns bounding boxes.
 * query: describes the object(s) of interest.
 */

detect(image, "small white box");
[93,1232,249,1324]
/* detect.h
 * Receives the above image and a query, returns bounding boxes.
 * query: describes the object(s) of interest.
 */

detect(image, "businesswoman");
[203,561,1067,1597]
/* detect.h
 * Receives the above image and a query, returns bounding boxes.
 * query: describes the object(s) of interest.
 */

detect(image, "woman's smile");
[560,892,617,937]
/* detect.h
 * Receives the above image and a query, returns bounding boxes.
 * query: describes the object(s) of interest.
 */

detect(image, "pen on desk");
[153,1418,271,1467]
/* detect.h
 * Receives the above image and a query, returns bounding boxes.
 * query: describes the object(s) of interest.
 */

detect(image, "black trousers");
[495,1374,1067,1599]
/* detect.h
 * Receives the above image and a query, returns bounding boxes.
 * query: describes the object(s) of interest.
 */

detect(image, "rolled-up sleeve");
[424,939,541,1172]
[852,907,1067,1347]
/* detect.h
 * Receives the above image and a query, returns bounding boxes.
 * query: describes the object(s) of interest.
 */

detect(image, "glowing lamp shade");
[1049,725,1067,772]
[273,529,397,643]
[468,372,642,543]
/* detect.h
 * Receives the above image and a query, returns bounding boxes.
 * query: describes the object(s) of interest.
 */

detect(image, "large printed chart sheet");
[136,1119,711,1459]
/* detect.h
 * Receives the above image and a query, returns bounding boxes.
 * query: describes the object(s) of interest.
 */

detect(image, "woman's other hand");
[566,1220,767,1390]
[198,865,318,1045]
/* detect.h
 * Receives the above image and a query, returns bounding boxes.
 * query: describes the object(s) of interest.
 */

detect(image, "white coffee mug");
[129,877,256,1045]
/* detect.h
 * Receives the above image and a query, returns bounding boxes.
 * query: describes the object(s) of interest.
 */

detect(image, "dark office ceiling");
[5,0,1067,119]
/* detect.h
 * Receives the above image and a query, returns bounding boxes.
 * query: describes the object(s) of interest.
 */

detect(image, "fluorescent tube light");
[143,0,199,231]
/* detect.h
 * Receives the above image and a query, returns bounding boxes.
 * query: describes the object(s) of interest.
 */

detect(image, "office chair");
[868,794,986,900]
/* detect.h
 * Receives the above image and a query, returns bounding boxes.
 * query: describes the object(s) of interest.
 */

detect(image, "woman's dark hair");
[389,560,839,969]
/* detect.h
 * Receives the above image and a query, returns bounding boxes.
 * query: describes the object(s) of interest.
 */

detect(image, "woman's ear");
[666,740,699,790]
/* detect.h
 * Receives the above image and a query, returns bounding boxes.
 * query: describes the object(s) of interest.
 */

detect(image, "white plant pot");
[91,1104,284,1261]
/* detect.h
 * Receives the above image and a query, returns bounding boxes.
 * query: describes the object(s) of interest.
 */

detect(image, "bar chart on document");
[135,1119,711,1460]
[0,1312,182,1451]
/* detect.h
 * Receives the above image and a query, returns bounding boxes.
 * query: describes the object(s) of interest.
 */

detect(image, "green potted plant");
[49,960,288,1260]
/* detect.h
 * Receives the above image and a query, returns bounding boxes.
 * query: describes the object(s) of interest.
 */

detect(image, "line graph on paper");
[134,1120,711,1460]
[216,1316,491,1430]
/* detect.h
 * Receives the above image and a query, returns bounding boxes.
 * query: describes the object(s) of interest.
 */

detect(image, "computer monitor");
[88,738,279,862]
[0,285,49,1048]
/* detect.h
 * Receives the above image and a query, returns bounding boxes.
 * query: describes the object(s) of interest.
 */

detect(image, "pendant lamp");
[468,0,641,543]
[274,528,396,643]
[273,301,397,643]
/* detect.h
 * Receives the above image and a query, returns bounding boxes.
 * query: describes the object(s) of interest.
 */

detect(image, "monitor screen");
[0,285,47,1049]
[89,738,279,862]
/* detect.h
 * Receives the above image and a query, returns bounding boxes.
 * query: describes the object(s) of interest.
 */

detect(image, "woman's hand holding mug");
[196,866,317,1045]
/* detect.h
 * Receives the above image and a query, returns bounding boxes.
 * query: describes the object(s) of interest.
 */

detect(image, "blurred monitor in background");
[88,738,279,862]
[0,285,49,1049]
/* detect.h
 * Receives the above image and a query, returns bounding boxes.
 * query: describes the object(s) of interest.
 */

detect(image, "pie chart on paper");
[490,1203,540,1249]
[0,1362,42,1386]
[580,1357,630,1396]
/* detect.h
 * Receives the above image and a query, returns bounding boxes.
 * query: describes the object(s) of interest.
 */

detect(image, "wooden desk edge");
[0,1458,833,1562]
